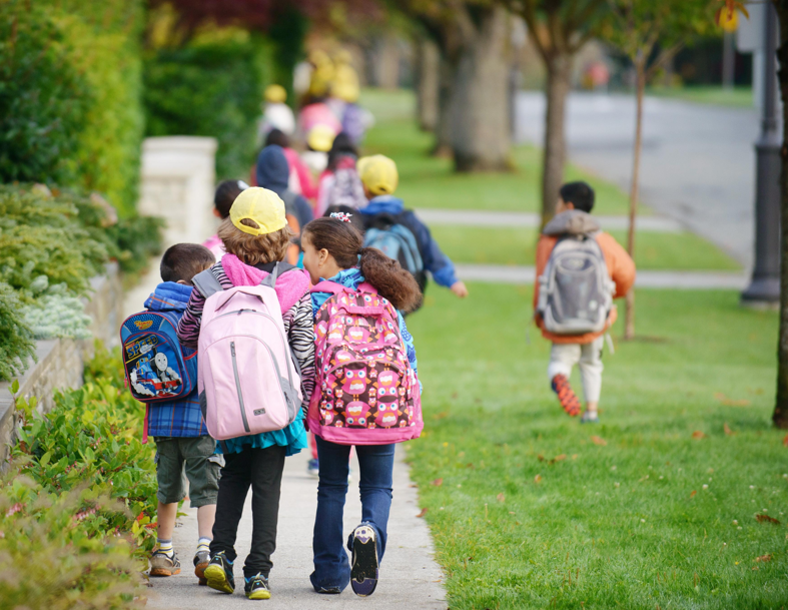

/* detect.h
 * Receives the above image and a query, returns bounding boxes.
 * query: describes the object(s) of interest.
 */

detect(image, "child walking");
[177,187,315,600]
[533,182,635,422]
[301,214,423,597]
[130,244,219,584]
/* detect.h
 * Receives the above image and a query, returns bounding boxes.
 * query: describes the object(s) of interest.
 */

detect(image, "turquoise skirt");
[215,409,308,457]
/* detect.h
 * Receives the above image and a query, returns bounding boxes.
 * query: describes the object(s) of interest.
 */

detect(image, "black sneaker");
[150,549,181,577]
[244,573,271,600]
[194,549,210,585]
[350,524,379,597]
[203,551,234,594]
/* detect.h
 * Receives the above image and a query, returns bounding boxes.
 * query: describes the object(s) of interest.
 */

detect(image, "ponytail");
[359,247,422,313]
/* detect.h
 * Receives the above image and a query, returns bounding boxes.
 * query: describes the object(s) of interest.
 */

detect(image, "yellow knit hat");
[357,155,399,196]
[307,124,337,152]
[229,187,286,236]
[264,84,287,104]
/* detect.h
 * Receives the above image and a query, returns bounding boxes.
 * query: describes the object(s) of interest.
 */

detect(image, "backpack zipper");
[230,341,251,433]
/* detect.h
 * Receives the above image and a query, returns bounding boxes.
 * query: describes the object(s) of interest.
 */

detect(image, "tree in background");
[605,0,711,339]
[504,0,608,224]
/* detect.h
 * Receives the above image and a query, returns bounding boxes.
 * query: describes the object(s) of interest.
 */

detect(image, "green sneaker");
[204,551,235,594]
[244,573,271,600]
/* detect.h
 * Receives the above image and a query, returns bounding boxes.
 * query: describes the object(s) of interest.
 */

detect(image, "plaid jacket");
[144,282,209,438]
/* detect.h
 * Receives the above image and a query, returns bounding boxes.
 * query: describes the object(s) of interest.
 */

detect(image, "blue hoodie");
[256,145,314,230]
[358,195,458,288]
[143,282,208,438]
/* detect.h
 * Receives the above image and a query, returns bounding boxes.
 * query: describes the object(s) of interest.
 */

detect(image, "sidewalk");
[146,446,446,610]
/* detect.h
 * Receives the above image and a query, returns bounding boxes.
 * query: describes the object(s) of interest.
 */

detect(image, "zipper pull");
[231,341,236,357]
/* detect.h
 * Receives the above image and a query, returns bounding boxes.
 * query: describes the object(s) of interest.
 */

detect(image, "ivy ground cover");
[405,285,784,609]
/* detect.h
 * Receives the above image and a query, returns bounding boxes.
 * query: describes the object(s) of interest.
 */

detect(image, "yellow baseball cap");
[357,155,399,196]
[307,124,337,152]
[229,187,286,236]
[265,84,287,104]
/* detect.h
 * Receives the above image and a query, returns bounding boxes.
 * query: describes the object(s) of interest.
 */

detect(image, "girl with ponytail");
[301,214,422,597]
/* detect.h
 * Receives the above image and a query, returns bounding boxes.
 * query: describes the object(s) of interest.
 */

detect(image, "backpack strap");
[193,268,223,299]
[310,280,378,295]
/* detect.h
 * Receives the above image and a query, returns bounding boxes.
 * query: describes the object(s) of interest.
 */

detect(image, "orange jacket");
[533,231,635,344]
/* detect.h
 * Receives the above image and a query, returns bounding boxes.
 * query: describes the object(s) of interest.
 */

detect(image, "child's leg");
[578,336,605,414]
[311,437,352,592]
[182,437,221,539]
[210,448,252,565]
[355,443,395,560]
[154,439,186,551]
[245,444,287,579]
[547,343,582,416]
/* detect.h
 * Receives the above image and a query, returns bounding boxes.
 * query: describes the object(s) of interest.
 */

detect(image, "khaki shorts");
[154,436,222,508]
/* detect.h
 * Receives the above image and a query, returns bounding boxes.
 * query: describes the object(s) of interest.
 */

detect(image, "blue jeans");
[310,437,395,592]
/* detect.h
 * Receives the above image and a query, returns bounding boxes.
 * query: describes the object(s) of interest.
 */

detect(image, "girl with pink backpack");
[301,214,423,597]
[176,187,315,600]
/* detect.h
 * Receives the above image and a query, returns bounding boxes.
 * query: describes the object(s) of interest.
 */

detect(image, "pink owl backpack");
[307,280,423,445]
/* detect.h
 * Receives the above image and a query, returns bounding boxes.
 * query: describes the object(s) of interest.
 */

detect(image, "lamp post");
[741,2,781,306]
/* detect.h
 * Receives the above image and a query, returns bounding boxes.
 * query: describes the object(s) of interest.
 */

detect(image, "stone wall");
[0,263,124,465]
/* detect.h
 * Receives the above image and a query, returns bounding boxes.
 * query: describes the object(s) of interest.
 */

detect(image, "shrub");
[144,37,268,180]
[0,281,36,381]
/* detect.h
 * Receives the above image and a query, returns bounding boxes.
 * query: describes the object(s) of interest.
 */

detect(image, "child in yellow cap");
[177,187,315,600]
[356,155,468,307]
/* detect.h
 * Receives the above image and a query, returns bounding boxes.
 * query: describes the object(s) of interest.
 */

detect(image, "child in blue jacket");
[144,244,218,585]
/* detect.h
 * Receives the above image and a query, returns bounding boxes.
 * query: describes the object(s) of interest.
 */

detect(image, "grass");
[648,86,754,108]
[406,284,784,609]
[430,226,742,271]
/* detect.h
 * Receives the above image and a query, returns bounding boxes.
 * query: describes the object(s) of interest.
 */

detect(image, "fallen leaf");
[691,431,707,440]
[496,493,505,503]
[466,463,475,469]
[432,478,443,487]
[783,434,788,447]
[591,436,607,446]
[715,392,751,407]
[755,554,772,563]
[416,507,429,518]
[724,423,735,436]
[572,454,578,460]
[690,490,697,498]
[537,454,545,462]
[553,454,567,461]
[534,474,542,483]
[752,566,759,571]
[755,513,781,525]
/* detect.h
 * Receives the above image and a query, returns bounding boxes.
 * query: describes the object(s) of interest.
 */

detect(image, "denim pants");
[310,437,395,592]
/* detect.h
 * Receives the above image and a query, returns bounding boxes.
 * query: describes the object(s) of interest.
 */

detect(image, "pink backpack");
[193,265,302,441]
[307,281,423,445]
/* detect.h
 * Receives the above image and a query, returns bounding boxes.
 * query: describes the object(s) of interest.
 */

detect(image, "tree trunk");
[373,34,400,89]
[416,36,440,133]
[450,7,512,172]
[432,52,455,157]
[624,61,646,340]
[541,53,572,225]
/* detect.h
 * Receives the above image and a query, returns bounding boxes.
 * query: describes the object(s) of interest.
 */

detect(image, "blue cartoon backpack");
[120,310,197,403]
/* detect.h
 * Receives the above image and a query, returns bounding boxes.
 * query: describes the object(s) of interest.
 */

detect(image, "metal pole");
[742,3,781,305]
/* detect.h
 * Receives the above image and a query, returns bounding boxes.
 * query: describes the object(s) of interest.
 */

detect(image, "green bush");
[0,281,36,381]
[0,0,145,216]
[144,38,268,180]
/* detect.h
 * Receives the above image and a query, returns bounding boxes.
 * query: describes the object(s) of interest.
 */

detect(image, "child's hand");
[450,281,469,298]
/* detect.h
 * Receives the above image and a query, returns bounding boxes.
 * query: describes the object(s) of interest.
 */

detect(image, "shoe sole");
[246,589,271,600]
[150,567,181,577]
[195,561,208,586]
[350,526,379,597]
[551,375,581,417]
[204,564,234,594]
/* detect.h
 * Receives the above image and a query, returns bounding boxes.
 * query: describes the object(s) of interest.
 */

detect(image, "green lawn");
[360,89,636,216]
[406,284,783,609]
[648,86,754,108]
[430,226,742,271]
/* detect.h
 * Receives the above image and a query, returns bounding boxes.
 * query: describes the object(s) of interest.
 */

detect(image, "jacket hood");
[542,210,600,237]
[144,282,193,312]
[219,255,310,315]
[256,145,290,194]
[359,195,404,216]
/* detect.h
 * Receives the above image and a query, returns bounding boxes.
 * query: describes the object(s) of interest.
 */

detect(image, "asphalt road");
[515,91,761,268]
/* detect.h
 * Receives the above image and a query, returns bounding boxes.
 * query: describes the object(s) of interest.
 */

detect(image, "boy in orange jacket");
[533,182,635,423]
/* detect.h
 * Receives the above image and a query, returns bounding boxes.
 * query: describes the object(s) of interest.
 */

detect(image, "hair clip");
[330,212,352,223]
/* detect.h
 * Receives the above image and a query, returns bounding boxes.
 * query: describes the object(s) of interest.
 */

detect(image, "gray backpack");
[537,234,615,335]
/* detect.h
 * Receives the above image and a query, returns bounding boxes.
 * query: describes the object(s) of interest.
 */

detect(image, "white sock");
[197,537,211,553]
[157,538,174,557]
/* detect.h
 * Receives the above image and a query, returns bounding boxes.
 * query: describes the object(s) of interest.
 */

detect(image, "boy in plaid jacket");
[145,244,220,585]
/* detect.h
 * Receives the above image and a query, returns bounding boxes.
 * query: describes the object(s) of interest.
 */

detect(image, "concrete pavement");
[146,446,446,610]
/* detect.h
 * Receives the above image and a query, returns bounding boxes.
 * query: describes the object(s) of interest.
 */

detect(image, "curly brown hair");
[303,217,422,313]
[218,217,294,265]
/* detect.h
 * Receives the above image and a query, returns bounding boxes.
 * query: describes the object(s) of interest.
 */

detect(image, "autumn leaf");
[783,434,788,447]
[691,431,707,440]
[724,423,735,436]
[497,493,505,503]
[554,454,567,462]
[432,478,443,487]
[755,554,772,563]
[690,490,697,498]
[537,454,545,462]
[534,474,542,484]
[591,436,607,446]
[755,513,781,525]
[416,507,429,518]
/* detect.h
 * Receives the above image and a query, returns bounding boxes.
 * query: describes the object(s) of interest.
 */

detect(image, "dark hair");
[327,132,358,171]
[214,180,247,219]
[303,217,421,313]
[265,128,290,149]
[324,205,366,233]
[559,181,595,213]
[160,243,215,284]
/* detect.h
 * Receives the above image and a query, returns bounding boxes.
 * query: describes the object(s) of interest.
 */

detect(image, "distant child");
[177,187,315,600]
[357,154,468,305]
[143,243,219,584]
[315,132,365,216]
[533,181,635,423]
[301,214,423,597]
[258,84,295,144]
[264,129,317,202]
[204,180,249,261]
